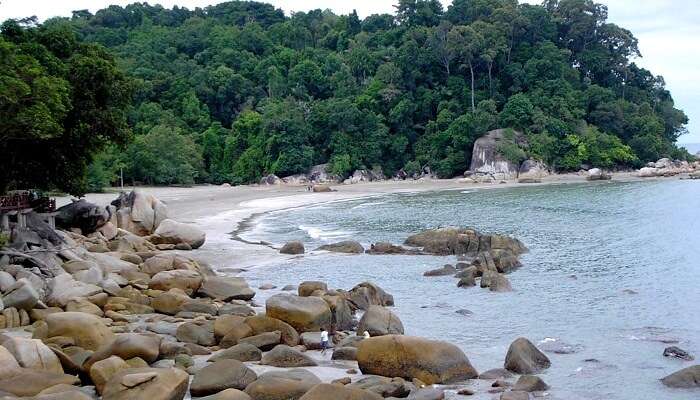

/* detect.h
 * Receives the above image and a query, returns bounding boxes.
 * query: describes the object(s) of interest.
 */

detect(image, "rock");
[261,344,317,367]
[280,241,305,255]
[366,242,417,255]
[111,191,168,236]
[0,369,80,397]
[196,389,253,400]
[259,283,276,290]
[663,346,694,361]
[504,337,551,374]
[312,185,333,192]
[357,335,478,384]
[244,369,320,400]
[219,323,254,348]
[322,293,355,331]
[1,337,63,373]
[407,388,445,400]
[347,282,394,311]
[45,312,115,351]
[90,355,130,394]
[266,294,331,333]
[513,375,548,392]
[357,305,404,336]
[238,331,281,351]
[639,167,660,177]
[190,359,257,396]
[298,281,327,297]
[66,297,104,316]
[469,129,526,180]
[499,391,529,400]
[219,302,256,317]
[176,322,215,347]
[245,315,300,346]
[423,264,457,277]
[586,168,611,181]
[55,199,110,234]
[1,278,40,311]
[140,253,175,275]
[347,376,412,397]
[332,347,358,361]
[518,159,548,180]
[208,343,262,363]
[300,332,323,350]
[479,368,514,380]
[214,315,247,340]
[260,174,282,185]
[47,274,103,307]
[0,271,17,292]
[149,269,202,294]
[299,383,383,400]
[488,272,513,292]
[153,219,206,249]
[661,365,700,388]
[101,367,189,400]
[200,277,255,301]
[152,289,190,315]
[316,241,365,254]
[86,333,161,369]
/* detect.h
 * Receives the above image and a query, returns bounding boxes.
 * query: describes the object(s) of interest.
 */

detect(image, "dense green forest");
[1,0,692,194]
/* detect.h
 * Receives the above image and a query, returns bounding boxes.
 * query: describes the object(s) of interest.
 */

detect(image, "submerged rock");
[663,346,694,361]
[316,240,365,254]
[280,241,305,255]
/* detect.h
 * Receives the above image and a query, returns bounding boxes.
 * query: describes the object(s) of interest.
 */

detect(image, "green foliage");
[2,0,691,190]
[0,19,131,195]
[0,233,9,248]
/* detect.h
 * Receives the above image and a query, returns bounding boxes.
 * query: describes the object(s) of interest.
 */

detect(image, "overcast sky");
[1,0,698,144]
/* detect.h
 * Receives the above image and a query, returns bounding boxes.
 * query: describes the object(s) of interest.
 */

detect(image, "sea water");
[237,180,700,400]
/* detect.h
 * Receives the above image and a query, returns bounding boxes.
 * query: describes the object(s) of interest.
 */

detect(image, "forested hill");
[2,0,693,191]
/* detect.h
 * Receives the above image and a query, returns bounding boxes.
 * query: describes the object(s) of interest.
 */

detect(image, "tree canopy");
[1,0,692,192]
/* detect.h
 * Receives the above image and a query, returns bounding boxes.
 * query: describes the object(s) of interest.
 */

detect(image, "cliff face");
[469,129,526,180]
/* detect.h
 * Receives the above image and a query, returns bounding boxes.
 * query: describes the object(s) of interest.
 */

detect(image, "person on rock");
[320,328,330,354]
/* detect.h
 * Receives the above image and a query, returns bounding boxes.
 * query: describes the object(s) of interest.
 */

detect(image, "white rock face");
[469,129,525,180]
[639,167,660,177]
[153,219,206,249]
[113,191,168,236]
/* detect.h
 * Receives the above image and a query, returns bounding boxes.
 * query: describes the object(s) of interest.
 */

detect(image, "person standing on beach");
[320,328,330,354]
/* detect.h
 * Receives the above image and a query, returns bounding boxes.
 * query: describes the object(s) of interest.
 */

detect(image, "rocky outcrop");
[111,190,168,236]
[586,168,611,181]
[404,227,526,257]
[357,335,478,384]
[344,167,386,184]
[280,241,305,255]
[469,129,526,181]
[639,158,697,178]
[316,240,365,254]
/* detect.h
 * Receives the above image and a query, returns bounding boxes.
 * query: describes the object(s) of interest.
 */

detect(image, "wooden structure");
[0,191,57,231]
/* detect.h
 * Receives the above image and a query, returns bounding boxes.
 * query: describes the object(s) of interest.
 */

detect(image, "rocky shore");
[1,186,697,400]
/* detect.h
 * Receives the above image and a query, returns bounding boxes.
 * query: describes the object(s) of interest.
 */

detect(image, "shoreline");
[58,171,669,273]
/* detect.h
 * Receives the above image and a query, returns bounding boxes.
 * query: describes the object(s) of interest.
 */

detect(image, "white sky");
[1,0,698,143]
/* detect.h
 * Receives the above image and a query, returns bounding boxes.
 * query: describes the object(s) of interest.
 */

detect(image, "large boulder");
[266,294,331,333]
[260,344,317,367]
[299,383,383,400]
[586,168,611,181]
[44,312,115,351]
[661,365,700,388]
[111,191,168,236]
[200,277,255,301]
[322,293,355,331]
[298,281,327,297]
[1,337,63,374]
[90,356,130,394]
[639,167,660,177]
[357,305,404,336]
[209,343,262,363]
[347,282,394,311]
[357,335,478,384]
[244,369,320,400]
[101,367,188,400]
[55,199,110,234]
[504,337,551,374]
[0,369,80,397]
[190,359,257,397]
[153,219,206,249]
[176,321,216,347]
[469,129,526,180]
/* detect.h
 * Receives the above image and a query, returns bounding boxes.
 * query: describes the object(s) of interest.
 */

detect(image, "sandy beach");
[56,171,648,274]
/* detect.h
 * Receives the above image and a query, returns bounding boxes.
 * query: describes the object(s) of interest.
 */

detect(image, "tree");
[448,24,483,112]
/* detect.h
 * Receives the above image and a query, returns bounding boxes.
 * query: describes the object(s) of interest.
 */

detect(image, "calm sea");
[238,180,700,400]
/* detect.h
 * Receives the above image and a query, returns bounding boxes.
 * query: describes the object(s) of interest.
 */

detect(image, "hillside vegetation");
[1,0,692,193]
